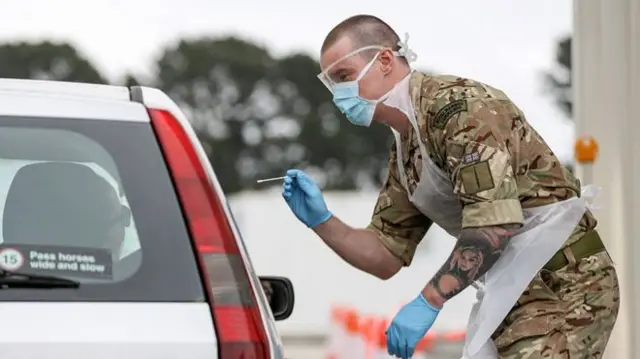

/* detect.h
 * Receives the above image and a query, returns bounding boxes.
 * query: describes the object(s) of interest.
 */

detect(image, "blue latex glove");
[386,293,440,358]
[281,169,333,228]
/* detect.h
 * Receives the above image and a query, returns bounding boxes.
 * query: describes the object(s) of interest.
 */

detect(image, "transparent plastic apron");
[391,113,592,359]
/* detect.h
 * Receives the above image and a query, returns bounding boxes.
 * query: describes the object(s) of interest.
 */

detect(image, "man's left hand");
[386,294,440,358]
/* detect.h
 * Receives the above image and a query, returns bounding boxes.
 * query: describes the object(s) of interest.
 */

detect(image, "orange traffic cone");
[343,308,365,359]
[325,306,347,359]
[441,330,466,343]
[411,331,437,359]
[373,319,394,359]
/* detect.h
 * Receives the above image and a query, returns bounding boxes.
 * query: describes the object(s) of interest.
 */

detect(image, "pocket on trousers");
[516,269,561,305]
[492,271,564,350]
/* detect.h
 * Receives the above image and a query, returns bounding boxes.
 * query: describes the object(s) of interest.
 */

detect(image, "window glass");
[0,117,204,301]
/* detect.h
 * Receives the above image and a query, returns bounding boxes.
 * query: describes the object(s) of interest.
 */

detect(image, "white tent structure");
[573,0,640,358]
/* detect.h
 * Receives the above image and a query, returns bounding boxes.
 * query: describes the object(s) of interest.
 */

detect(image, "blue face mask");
[331,55,380,127]
[318,34,418,127]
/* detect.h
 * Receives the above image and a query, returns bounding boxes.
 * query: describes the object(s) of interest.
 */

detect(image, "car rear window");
[0,115,205,302]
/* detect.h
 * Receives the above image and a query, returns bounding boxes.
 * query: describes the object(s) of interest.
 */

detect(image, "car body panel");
[0,79,282,359]
[0,302,217,359]
[135,86,285,359]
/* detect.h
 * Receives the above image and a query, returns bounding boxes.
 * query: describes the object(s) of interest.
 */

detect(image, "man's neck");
[378,106,411,135]
[376,67,413,135]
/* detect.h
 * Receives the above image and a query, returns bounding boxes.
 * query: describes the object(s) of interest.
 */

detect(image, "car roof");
[0,78,148,122]
[0,78,131,101]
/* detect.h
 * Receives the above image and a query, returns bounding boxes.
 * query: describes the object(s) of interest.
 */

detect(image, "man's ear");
[378,49,395,75]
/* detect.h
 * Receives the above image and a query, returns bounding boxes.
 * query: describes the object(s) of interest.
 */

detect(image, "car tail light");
[148,109,269,359]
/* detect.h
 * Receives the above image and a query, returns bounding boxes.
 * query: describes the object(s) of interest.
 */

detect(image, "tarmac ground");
[282,336,464,359]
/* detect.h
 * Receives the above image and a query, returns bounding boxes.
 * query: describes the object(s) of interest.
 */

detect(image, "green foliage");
[543,36,572,118]
[152,36,393,193]
[0,37,396,194]
[0,41,107,84]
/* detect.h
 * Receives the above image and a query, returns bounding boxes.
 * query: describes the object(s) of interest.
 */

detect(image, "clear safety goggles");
[317,32,418,93]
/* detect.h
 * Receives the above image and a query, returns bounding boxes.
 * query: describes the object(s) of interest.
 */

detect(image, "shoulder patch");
[459,160,494,195]
[433,99,467,129]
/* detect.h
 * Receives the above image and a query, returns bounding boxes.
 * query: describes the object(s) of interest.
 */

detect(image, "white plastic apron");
[391,113,592,359]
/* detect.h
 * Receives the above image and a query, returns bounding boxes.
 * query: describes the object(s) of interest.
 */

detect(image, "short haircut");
[321,15,407,64]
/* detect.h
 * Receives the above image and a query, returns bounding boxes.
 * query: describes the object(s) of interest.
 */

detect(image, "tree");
[0,41,107,84]
[0,37,398,194]
[153,36,393,194]
[153,36,278,194]
[543,36,572,118]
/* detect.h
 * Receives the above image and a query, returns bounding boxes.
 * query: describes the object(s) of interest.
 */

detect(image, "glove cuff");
[418,293,441,313]
[308,211,333,229]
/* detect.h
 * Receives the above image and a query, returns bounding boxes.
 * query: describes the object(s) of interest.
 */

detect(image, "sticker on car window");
[0,248,25,271]
[0,244,113,279]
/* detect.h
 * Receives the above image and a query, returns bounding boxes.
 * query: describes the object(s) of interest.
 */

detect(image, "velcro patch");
[462,151,481,164]
[433,100,468,129]
[459,161,495,195]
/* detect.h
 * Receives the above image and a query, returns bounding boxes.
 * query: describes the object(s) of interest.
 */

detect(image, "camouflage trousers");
[491,251,620,359]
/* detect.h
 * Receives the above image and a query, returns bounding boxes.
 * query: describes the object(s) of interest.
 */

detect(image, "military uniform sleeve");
[437,97,524,228]
[366,141,433,266]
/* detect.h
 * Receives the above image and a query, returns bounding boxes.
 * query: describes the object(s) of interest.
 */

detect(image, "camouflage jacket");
[367,71,596,265]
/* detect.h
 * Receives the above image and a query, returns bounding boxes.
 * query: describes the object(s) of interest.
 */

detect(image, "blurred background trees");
[153,37,392,193]
[544,35,572,119]
[0,35,571,192]
[0,38,393,194]
[0,41,107,84]
[543,34,573,173]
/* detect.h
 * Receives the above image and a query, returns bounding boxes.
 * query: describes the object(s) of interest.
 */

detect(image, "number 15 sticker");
[0,248,24,271]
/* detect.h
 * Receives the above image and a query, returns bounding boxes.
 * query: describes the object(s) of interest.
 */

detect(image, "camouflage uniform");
[367,72,620,358]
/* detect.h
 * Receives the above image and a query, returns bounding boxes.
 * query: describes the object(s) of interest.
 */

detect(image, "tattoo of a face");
[431,225,516,300]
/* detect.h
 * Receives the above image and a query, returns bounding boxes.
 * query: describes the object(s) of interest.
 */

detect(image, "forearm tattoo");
[429,225,517,301]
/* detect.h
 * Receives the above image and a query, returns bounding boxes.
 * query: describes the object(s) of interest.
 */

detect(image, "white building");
[573,0,639,357]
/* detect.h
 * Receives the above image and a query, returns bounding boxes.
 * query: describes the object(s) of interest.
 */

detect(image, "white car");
[0,79,294,359]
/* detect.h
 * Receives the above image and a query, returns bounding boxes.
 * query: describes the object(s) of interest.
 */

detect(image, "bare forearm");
[422,225,518,307]
[313,217,403,279]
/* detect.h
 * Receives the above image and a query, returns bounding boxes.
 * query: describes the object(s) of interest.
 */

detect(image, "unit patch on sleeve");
[433,99,468,129]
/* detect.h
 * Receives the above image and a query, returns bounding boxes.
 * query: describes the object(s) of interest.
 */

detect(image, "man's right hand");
[282,169,333,228]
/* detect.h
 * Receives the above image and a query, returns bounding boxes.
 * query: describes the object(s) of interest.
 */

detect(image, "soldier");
[281,14,619,359]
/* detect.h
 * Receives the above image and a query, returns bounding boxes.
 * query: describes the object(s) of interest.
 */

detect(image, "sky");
[1,0,575,161]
